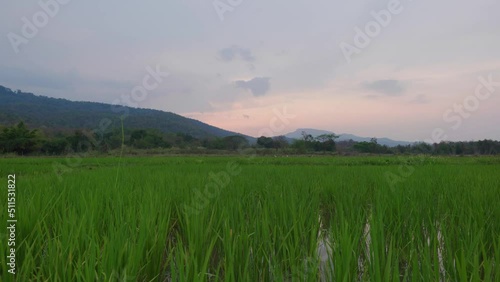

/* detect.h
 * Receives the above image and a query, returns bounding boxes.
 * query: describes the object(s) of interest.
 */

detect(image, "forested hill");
[0,86,247,139]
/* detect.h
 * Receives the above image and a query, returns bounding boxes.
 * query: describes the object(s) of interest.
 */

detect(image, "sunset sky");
[1,0,499,141]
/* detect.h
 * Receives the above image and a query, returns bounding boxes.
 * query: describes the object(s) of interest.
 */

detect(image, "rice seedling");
[0,156,498,281]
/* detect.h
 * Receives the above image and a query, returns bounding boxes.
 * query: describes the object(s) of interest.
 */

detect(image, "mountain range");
[0,85,249,140]
[0,85,414,146]
[284,128,413,147]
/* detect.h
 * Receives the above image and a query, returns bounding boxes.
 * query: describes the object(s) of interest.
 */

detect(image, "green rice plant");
[0,156,499,281]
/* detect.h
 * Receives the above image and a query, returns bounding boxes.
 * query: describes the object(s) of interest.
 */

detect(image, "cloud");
[235,77,271,97]
[410,94,430,104]
[218,46,255,62]
[362,80,406,96]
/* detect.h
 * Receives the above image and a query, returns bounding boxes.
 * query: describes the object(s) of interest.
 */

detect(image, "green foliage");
[290,131,338,152]
[222,135,249,150]
[256,136,290,150]
[66,130,95,153]
[257,136,274,148]
[272,136,289,150]
[40,138,69,155]
[291,139,307,153]
[0,121,39,155]
[353,138,385,153]
[129,129,171,149]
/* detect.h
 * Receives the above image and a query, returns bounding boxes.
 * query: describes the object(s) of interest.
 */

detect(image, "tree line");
[1,122,499,156]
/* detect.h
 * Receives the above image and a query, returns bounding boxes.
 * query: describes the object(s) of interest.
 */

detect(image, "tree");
[411,142,433,154]
[291,139,307,153]
[315,134,339,152]
[66,130,94,153]
[129,129,170,149]
[353,139,379,153]
[316,134,339,143]
[257,136,274,149]
[295,131,340,152]
[301,131,314,142]
[0,122,39,155]
[130,129,147,143]
[272,136,289,150]
[204,137,225,150]
[222,135,249,150]
[40,138,69,155]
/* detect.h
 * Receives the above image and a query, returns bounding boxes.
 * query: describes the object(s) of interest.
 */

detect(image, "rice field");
[0,156,499,281]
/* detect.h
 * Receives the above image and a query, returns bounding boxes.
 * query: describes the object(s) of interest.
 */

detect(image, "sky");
[1,0,499,141]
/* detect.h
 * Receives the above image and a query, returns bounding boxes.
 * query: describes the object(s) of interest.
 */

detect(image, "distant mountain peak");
[284,128,412,147]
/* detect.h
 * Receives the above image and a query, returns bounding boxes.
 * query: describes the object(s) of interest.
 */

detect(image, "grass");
[0,155,499,281]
